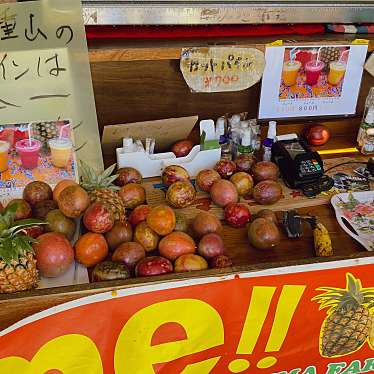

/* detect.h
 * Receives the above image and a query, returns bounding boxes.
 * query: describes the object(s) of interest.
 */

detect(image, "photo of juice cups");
[282,60,301,87]
[0,141,10,173]
[48,137,73,168]
[328,61,346,85]
[305,60,325,86]
[15,139,42,170]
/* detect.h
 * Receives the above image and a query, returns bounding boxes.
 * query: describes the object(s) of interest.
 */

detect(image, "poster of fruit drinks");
[258,44,368,119]
[0,120,79,204]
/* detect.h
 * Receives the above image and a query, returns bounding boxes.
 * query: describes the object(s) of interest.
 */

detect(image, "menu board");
[259,43,368,119]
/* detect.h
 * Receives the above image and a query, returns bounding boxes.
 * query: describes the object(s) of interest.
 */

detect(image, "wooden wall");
[88,36,374,139]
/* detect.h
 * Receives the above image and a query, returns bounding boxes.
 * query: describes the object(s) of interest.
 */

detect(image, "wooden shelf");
[88,34,374,62]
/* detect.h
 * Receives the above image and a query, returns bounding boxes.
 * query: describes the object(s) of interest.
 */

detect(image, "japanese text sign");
[0,0,102,169]
[1,258,374,373]
[180,47,265,93]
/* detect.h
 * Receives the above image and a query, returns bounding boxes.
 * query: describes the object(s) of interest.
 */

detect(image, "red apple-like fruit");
[196,169,221,192]
[215,160,237,179]
[198,233,225,259]
[33,232,74,278]
[83,202,115,234]
[224,202,251,228]
[172,140,194,158]
[162,165,190,186]
[128,205,151,227]
[210,255,233,268]
[305,124,331,146]
[135,256,173,277]
[112,242,146,271]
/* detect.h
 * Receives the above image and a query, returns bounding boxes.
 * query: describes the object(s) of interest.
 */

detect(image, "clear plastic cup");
[48,137,73,168]
[305,60,325,86]
[0,140,10,172]
[328,61,346,85]
[282,61,301,86]
[15,139,41,170]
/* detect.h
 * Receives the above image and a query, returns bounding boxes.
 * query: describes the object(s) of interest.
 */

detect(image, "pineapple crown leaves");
[312,273,374,312]
[0,205,46,264]
[79,160,120,192]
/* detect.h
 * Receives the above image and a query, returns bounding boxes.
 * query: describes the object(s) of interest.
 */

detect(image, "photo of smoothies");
[0,120,78,191]
[279,45,350,100]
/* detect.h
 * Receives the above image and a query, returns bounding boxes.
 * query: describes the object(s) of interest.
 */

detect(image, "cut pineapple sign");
[313,273,374,358]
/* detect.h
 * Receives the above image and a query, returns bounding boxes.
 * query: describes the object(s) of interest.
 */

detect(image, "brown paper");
[365,52,374,78]
[180,47,265,93]
[102,116,198,159]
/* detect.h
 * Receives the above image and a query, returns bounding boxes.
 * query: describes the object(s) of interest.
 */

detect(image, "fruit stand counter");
[1,34,374,373]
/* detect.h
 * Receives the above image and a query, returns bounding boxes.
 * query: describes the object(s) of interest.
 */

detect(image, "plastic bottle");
[357,87,374,148]
[236,129,253,157]
[361,128,374,155]
[216,117,231,160]
[262,121,277,161]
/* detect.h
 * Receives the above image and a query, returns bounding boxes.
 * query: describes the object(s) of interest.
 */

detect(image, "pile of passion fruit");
[0,157,284,284]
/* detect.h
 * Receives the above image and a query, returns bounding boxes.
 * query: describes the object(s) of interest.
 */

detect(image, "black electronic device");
[271,137,324,190]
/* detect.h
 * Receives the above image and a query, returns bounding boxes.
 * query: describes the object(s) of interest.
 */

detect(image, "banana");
[313,222,333,257]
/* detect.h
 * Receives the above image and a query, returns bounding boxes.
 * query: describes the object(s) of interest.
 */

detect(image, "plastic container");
[357,87,374,148]
[262,121,277,161]
[305,61,325,86]
[48,138,73,168]
[15,139,41,169]
[0,140,10,172]
[361,128,374,155]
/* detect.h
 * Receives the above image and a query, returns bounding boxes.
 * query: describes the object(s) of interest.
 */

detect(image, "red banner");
[1,259,374,373]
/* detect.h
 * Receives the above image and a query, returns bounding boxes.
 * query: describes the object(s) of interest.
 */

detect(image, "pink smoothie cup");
[305,60,325,86]
[16,139,42,169]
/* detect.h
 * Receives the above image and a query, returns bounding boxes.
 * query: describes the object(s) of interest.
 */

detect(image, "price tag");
[180,47,265,93]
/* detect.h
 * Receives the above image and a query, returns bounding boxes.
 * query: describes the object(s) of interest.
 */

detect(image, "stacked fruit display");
[0,157,284,293]
[195,159,283,228]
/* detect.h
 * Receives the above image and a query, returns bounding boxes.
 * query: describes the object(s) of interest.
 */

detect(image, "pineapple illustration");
[313,273,374,357]
[79,160,127,222]
[0,204,45,293]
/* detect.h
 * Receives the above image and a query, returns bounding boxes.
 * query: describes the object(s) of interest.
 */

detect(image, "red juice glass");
[16,139,42,169]
[305,60,325,86]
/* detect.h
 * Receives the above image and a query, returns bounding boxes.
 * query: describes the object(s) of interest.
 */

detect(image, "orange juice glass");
[328,61,346,85]
[282,61,301,86]
[0,140,10,172]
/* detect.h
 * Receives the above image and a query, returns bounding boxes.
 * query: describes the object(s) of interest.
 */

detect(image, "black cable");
[324,161,367,174]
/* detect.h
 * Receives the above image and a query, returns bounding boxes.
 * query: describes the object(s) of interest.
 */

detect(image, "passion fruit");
[230,172,254,196]
[210,179,238,207]
[252,180,282,205]
[119,183,146,209]
[146,205,176,236]
[162,165,190,186]
[46,209,76,241]
[166,181,196,209]
[115,167,142,186]
[23,181,53,207]
[134,221,159,252]
[158,231,196,261]
[196,169,221,192]
[215,160,237,179]
[57,185,90,218]
[192,212,222,239]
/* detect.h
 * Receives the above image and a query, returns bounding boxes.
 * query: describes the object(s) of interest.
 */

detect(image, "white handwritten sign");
[180,47,265,93]
[0,0,102,169]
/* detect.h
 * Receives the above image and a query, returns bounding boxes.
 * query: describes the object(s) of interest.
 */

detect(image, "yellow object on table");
[313,222,333,257]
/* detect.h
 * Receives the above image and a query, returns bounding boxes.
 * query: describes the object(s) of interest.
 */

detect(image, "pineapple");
[32,121,58,154]
[79,161,126,222]
[313,273,374,357]
[0,205,45,293]
[319,47,342,70]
